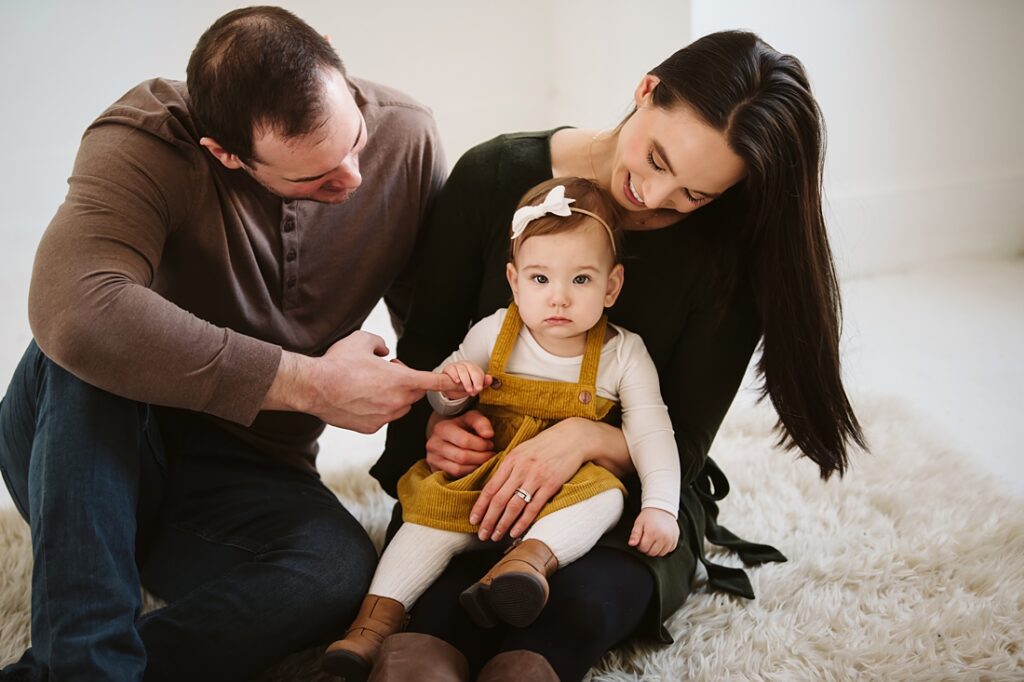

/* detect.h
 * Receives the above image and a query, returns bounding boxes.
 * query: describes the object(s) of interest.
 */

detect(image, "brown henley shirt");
[28,76,446,462]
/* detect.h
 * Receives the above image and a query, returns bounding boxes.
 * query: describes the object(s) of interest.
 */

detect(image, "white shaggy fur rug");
[1,398,1022,680]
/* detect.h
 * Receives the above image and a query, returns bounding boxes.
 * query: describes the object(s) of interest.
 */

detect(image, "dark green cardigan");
[371,129,785,643]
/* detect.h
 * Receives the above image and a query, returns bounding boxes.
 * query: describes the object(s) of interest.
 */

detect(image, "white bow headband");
[510,185,616,256]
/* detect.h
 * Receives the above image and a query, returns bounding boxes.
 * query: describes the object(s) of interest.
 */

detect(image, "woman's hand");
[628,508,679,557]
[470,418,634,542]
[425,410,496,478]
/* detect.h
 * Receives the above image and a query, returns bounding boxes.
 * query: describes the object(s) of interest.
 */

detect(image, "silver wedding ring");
[514,487,533,503]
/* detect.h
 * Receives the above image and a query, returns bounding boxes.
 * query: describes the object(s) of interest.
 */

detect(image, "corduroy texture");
[397,305,626,533]
[1,397,1022,681]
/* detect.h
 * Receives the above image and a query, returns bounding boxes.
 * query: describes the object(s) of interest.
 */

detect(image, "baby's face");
[506,220,623,357]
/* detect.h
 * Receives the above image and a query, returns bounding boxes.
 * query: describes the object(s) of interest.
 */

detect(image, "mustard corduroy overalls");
[398,304,627,533]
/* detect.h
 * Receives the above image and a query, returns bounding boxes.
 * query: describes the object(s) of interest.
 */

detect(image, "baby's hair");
[510,177,624,263]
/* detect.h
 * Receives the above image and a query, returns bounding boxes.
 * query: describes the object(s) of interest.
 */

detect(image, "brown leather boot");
[367,632,470,682]
[477,649,559,682]
[322,594,406,681]
[459,538,558,628]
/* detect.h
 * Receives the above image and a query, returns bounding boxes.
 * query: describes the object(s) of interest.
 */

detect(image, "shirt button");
[283,219,295,233]
[286,249,297,262]
[286,275,297,288]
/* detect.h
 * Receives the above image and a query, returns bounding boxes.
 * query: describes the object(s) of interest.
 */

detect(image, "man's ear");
[199,137,246,170]
[633,73,661,109]
[506,262,520,304]
[604,263,625,307]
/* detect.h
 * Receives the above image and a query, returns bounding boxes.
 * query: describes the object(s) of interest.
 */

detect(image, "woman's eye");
[683,189,707,205]
[646,150,665,173]
[531,274,548,284]
[573,275,591,285]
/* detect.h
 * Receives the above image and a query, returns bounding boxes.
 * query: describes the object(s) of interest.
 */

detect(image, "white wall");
[548,1,691,129]
[692,0,1024,278]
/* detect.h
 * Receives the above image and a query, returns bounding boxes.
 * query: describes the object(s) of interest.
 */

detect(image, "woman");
[368,30,864,681]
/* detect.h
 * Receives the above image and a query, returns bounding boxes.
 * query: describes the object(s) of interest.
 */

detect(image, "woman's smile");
[623,173,646,207]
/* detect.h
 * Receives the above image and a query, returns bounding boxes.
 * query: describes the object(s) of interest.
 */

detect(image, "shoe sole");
[486,571,547,627]
[321,648,372,681]
[459,582,500,628]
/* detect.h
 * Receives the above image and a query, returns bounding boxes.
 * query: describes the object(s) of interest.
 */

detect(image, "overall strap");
[577,315,608,386]
[486,303,523,376]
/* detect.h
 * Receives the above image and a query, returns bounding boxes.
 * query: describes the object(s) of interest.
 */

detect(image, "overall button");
[490,378,502,390]
[578,390,592,404]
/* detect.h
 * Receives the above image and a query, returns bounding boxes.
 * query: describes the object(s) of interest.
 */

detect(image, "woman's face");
[611,75,746,216]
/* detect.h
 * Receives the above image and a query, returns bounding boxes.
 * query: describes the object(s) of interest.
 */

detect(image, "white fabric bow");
[510,185,575,241]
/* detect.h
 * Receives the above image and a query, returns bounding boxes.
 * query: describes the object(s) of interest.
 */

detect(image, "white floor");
[839,257,1024,497]
[0,242,1021,507]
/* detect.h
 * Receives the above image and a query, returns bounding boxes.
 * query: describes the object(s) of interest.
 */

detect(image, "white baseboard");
[826,173,1024,280]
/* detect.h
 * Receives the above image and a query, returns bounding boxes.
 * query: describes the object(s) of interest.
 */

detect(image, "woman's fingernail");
[469,514,479,525]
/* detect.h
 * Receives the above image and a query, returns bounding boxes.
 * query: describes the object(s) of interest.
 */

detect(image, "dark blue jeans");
[0,342,377,681]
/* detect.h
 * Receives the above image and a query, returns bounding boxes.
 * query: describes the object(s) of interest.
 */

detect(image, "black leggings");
[406,546,655,681]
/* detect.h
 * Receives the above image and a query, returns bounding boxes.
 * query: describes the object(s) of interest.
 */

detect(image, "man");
[0,6,452,680]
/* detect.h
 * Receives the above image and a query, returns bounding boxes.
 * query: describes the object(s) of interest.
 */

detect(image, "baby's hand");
[440,361,491,400]
[628,508,679,557]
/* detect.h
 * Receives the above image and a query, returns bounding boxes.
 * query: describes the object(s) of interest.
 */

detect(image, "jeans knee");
[280,515,378,624]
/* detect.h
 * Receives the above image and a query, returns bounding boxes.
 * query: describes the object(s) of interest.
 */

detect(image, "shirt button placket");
[281,203,299,307]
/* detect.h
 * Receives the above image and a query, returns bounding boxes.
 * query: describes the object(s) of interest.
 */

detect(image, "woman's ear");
[506,262,520,304]
[633,74,661,109]
[604,263,625,307]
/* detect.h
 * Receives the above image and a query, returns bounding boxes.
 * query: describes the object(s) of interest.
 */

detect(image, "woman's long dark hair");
[650,31,865,479]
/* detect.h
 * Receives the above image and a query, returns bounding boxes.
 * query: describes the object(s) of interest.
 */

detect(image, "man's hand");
[425,410,495,477]
[262,331,456,433]
[628,508,679,557]
[439,361,491,401]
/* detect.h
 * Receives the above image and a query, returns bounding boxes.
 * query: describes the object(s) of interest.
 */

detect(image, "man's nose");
[332,154,362,189]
